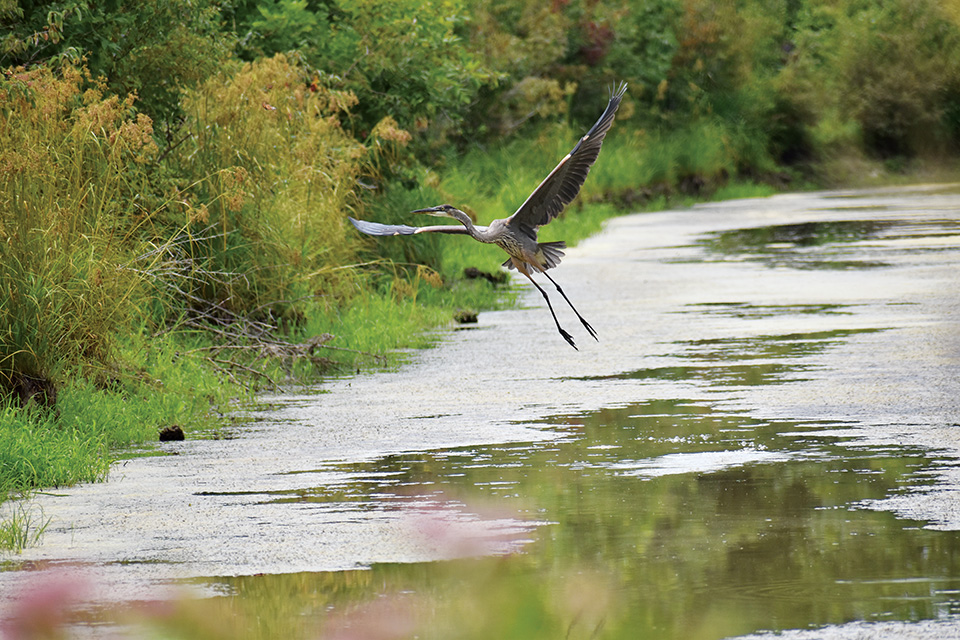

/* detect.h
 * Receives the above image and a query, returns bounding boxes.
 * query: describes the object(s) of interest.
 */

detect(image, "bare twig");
[125,226,387,388]
[208,357,280,390]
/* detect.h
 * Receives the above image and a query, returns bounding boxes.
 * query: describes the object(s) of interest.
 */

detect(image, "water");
[2,185,960,638]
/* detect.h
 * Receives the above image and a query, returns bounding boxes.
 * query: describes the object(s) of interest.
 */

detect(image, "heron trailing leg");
[542,271,598,341]
[521,272,578,350]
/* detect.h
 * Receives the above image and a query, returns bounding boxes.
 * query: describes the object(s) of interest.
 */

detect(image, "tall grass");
[0,59,499,548]
[161,54,370,322]
[0,401,108,494]
[0,337,241,499]
[0,65,157,392]
[0,503,48,553]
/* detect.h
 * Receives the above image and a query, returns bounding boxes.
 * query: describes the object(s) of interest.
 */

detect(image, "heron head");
[410,204,458,218]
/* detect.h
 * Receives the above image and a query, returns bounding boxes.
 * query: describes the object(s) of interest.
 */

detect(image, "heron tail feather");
[500,241,567,271]
[539,241,567,269]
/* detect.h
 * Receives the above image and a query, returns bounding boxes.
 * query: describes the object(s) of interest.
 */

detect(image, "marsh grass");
[0,335,242,499]
[0,503,49,553]
[0,65,157,393]
[0,105,498,540]
[161,54,370,323]
[0,65,244,544]
[0,401,108,496]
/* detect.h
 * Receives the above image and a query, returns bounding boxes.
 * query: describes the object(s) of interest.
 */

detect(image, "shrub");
[777,0,960,159]
[0,63,156,396]
[228,0,495,137]
[1,0,233,128]
[159,54,369,325]
[837,0,960,157]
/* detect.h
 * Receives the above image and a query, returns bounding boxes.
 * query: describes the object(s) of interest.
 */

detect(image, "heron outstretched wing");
[507,82,627,231]
[348,217,469,237]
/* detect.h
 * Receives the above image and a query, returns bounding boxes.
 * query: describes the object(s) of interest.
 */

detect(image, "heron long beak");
[410,207,442,214]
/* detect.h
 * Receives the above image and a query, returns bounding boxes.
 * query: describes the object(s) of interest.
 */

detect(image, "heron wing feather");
[507,82,626,231]
[348,217,470,237]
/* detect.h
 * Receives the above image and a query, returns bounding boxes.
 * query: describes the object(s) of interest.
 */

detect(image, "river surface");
[2,185,960,638]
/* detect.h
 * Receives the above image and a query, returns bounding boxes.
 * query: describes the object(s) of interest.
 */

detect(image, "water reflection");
[685,302,855,318]
[166,190,960,638]
[194,286,958,638]
[191,393,960,639]
[678,328,885,361]
[697,218,960,270]
[192,193,960,636]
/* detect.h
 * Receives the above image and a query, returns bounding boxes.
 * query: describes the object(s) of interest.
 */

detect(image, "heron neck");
[449,209,485,241]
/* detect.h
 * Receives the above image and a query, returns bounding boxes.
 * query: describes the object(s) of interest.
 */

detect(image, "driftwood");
[127,228,385,391]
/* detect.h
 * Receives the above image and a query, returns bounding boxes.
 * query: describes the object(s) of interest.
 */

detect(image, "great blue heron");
[349,82,627,349]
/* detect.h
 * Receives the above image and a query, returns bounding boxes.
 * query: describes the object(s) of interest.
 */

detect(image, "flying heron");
[349,82,627,349]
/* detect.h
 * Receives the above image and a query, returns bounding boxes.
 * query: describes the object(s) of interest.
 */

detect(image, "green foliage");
[458,0,960,167]
[0,502,48,553]
[249,0,322,53]
[837,0,960,156]
[161,53,367,321]
[1,0,233,126]
[0,329,244,520]
[777,0,960,159]
[0,399,109,497]
[301,288,452,357]
[0,64,156,389]
[230,0,496,136]
[594,0,680,121]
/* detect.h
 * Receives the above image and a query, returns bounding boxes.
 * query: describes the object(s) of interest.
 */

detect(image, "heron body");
[348,82,627,349]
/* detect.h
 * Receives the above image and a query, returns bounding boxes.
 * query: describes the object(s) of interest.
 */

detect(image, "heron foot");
[581,318,598,341]
[560,328,578,350]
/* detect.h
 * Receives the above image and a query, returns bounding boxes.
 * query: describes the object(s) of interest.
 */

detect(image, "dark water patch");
[682,302,855,318]
[708,220,895,251]
[676,328,885,362]
[187,398,960,640]
[567,328,882,387]
[568,363,808,387]
[696,218,960,270]
[194,489,275,497]
[815,205,892,212]
[878,219,960,240]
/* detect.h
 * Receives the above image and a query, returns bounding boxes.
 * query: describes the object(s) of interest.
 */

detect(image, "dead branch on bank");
[124,228,386,390]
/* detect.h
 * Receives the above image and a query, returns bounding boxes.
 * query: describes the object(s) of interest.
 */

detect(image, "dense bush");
[837,0,960,157]
[226,0,495,139]
[0,64,157,395]
[1,0,232,128]
[160,53,369,322]
[775,0,960,159]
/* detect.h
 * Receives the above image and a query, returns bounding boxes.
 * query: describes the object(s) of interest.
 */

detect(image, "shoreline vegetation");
[2,0,960,550]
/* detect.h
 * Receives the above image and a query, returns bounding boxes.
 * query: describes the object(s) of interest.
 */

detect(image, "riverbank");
[0,149,942,551]
[8,0,960,550]
[0,60,788,545]
[2,184,959,639]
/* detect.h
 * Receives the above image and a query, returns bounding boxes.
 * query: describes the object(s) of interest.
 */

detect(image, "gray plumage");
[348,82,627,349]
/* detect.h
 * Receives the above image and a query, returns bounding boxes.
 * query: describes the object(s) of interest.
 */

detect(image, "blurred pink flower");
[321,594,419,640]
[2,569,90,640]
[400,493,543,559]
